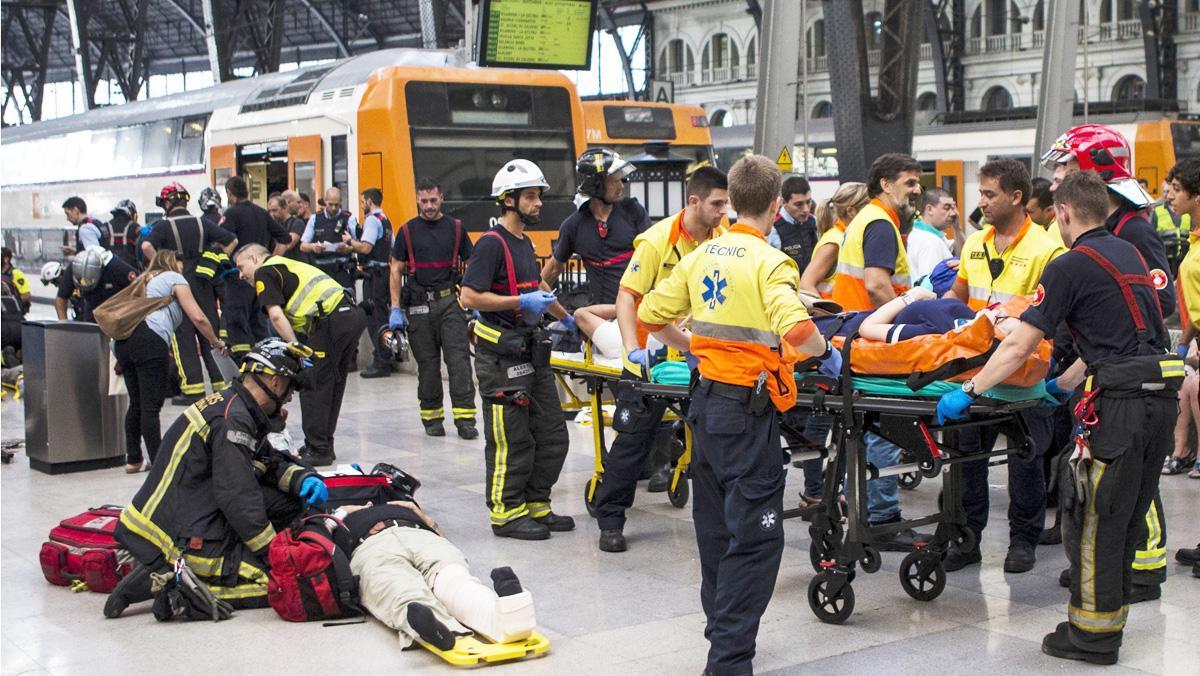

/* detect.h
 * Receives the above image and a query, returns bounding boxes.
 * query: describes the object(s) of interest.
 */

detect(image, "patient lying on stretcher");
[853,288,1023,341]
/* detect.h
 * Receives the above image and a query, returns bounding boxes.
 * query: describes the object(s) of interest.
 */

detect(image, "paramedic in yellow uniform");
[638,155,841,676]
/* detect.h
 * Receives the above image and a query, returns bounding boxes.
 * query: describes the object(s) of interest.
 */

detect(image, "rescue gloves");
[518,291,557,324]
[151,561,234,622]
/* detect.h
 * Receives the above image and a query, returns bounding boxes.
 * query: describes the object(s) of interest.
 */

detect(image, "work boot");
[407,603,457,651]
[646,464,672,493]
[1041,622,1118,666]
[300,446,335,467]
[943,542,983,572]
[599,529,627,553]
[490,567,523,597]
[1128,584,1161,604]
[171,393,203,406]
[1038,526,1062,546]
[103,564,155,618]
[869,515,932,552]
[532,512,575,532]
[359,363,392,379]
[1175,544,1200,566]
[491,516,550,541]
[423,420,446,437]
[1003,544,1036,573]
[1059,568,1071,588]
[455,423,479,440]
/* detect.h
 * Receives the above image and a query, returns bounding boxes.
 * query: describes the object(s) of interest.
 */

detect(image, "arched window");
[1118,0,1135,19]
[917,92,939,111]
[971,6,982,37]
[709,109,731,128]
[1033,0,1045,31]
[660,39,695,82]
[1112,74,1145,101]
[807,20,826,58]
[1100,0,1113,22]
[865,12,883,49]
[987,0,1008,35]
[812,101,833,119]
[701,33,740,82]
[982,85,1013,110]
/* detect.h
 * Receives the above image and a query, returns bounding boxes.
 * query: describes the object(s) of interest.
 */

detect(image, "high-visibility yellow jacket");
[956,216,1065,311]
[258,256,345,333]
[812,219,847,298]
[833,199,911,311]
[637,223,816,411]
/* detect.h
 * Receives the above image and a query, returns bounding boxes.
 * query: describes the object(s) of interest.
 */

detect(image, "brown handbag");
[92,273,174,341]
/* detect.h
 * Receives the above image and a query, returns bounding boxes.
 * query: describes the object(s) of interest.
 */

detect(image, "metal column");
[1033,0,1078,176]
[753,0,803,167]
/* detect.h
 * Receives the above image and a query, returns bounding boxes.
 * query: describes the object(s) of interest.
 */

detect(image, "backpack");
[266,515,362,623]
[39,505,133,593]
[92,271,173,340]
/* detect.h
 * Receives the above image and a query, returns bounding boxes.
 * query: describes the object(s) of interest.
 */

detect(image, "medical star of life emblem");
[760,509,778,531]
[619,408,631,425]
[702,269,728,309]
[631,262,640,273]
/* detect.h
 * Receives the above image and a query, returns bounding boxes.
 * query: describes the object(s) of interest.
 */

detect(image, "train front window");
[409,130,575,202]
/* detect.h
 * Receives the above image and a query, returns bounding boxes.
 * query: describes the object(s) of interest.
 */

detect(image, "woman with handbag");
[116,250,226,472]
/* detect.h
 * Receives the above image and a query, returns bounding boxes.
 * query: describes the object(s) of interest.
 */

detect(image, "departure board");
[476,0,597,70]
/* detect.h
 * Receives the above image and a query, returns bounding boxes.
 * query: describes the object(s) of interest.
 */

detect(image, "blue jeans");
[864,432,901,523]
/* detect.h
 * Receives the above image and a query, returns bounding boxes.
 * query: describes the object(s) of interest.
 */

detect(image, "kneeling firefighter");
[459,160,574,541]
[106,339,330,621]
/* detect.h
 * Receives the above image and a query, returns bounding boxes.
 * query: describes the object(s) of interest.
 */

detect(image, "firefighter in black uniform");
[220,176,290,360]
[300,187,358,290]
[1043,124,1174,598]
[234,244,366,467]
[108,199,141,270]
[541,149,647,306]
[54,246,137,322]
[60,196,111,255]
[142,182,237,404]
[460,160,572,540]
[937,171,1181,666]
[350,187,396,380]
[390,178,477,437]
[104,339,328,620]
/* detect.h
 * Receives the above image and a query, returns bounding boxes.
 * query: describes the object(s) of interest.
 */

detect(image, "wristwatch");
[961,379,980,399]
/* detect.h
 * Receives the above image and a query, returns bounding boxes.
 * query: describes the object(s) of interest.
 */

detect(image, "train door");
[237,141,288,207]
[935,160,965,213]
[210,145,236,199]
[288,135,323,200]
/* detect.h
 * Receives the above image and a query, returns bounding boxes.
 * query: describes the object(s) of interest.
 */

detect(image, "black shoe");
[359,364,392,379]
[103,564,155,618]
[646,465,672,493]
[1129,584,1161,604]
[491,516,550,540]
[532,512,575,532]
[943,543,983,572]
[869,516,933,552]
[490,567,523,597]
[1041,622,1118,666]
[171,393,203,406]
[599,529,627,553]
[300,448,336,467]
[1175,545,1200,566]
[455,423,478,440]
[423,421,446,437]
[1038,526,1062,546]
[1003,544,1036,573]
[407,602,457,651]
[1058,568,1071,588]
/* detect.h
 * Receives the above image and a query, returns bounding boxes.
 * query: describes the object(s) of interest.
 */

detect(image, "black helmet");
[576,148,636,202]
[198,187,222,212]
[110,199,138,221]
[241,338,314,380]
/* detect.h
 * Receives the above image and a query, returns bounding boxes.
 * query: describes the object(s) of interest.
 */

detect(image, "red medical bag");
[39,505,132,593]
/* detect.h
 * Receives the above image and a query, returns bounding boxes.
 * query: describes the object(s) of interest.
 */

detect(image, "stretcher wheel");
[859,546,882,574]
[667,472,689,508]
[899,552,946,602]
[807,573,855,624]
[898,470,922,490]
[918,457,942,479]
[584,477,601,518]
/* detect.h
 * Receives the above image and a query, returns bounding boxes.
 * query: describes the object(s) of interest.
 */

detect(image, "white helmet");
[40,261,63,286]
[491,159,550,201]
[72,246,112,291]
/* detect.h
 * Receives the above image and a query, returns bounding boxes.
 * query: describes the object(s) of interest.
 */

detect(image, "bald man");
[301,187,359,289]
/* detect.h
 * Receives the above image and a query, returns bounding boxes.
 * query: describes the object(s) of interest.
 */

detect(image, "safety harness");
[401,218,462,274]
[481,229,539,323]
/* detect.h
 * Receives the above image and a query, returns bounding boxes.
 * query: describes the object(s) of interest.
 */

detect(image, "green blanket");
[851,376,1053,403]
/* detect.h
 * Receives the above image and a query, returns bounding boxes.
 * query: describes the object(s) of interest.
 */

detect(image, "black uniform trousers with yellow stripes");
[474,339,568,526]
[171,269,224,396]
[407,291,476,427]
[222,277,270,360]
[298,303,366,456]
[1061,392,1173,653]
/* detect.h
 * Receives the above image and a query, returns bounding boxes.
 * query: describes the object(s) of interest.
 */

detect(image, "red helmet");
[1040,124,1151,207]
[156,182,190,209]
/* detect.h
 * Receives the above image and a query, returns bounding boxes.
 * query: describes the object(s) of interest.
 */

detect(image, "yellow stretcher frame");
[419,631,551,667]
[550,341,693,512]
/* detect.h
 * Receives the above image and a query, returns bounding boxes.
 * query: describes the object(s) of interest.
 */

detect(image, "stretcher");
[419,631,550,667]
[550,344,693,510]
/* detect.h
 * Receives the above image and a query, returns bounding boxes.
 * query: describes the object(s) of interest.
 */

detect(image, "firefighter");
[142,182,237,404]
[1042,123,1174,600]
[637,155,841,675]
[198,187,223,229]
[105,339,327,620]
[300,187,358,290]
[459,160,572,540]
[54,246,137,322]
[108,199,141,269]
[220,176,291,361]
[60,196,111,255]
[937,171,1181,666]
[591,164,729,553]
[942,159,1065,574]
[390,178,477,437]
[350,187,396,380]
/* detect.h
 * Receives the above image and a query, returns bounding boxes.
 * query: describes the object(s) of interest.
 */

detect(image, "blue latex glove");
[936,388,975,425]
[626,347,652,375]
[518,291,557,322]
[299,476,328,506]
[817,342,842,378]
[1175,342,1190,358]
[1045,377,1072,399]
[389,307,407,329]
[560,314,578,338]
[684,352,699,371]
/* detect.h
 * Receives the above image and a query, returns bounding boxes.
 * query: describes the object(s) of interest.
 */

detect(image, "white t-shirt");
[906,228,953,281]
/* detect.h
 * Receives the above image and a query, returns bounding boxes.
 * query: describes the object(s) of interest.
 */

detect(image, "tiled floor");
[3,316,1198,674]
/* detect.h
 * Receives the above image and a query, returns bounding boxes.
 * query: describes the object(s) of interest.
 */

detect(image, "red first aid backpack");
[39,505,132,593]
[266,515,361,622]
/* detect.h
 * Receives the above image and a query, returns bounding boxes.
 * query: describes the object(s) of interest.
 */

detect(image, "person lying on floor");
[330,499,536,650]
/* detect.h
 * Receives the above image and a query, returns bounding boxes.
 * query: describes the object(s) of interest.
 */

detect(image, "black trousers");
[959,406,1056,549]
[171,275,222,396]
[687,383,785,676]
[407,293,476,426]
[361,265,391,366]
[298,305,366,455]
[222,277,269,358]
[593,372,669,531]
[115,323,170,465]
[1061,393,1174,653]
[474,346,568,525]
